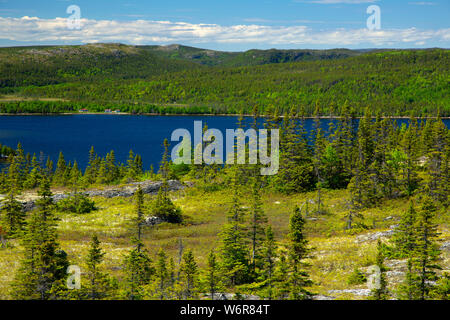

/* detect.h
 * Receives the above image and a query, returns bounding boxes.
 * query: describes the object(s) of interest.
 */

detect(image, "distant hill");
[142,44,362,67]
[0,43,370,88]
[0,43,202,87]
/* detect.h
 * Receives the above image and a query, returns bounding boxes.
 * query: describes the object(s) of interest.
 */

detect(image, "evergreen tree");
[413,196,442,300]
[96,159,108,184]
[312,102,326,213]
[400,117,420,196]
[122,247,153,300]
[273,108,314,194]
[425,117,449,206]
[54,151,67,186]
[154,248,169,300]
[84,235,116,300]
[105,150,118,182]
[260,225,277,300]
[180,249,198,299]
[273,250,290,300]
[392,200,417,258]
[11,176,68,300]
[397,258,420,300]
[248,177,267,275]
[202,250,222,300]
[23,153,42,189]
[288,205,313,300]
[1,191,25,238]
[84,146,98,184]
[134,185,145,252]
[218,173,249,286]
[152,139,182,223]
[45,156,53,179]
[369,240,389,300]
[126,150,137,181]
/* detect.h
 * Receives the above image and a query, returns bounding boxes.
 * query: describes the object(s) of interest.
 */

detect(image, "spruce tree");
[218,173,249,286]
[122,186,153,300]
[1,191,25,238]
[134,185,145,252]
[54,151,67,186]
[273,250,290,300]
[84,235,115,300]
[180,249,198,299]
[393,200,417,258]
[413,195,442,300]
[400,117,420,196]
[248,177,267,275]
[11,176,68,300]
[203,250,222,300]
[425,117,449,206]
[122,247,153,300]
[155,248,169,300]
[153,139,182,223]
[369,240,389,300]
[288,205,313,300]
[84,146,98,184]
[260,225,277,300]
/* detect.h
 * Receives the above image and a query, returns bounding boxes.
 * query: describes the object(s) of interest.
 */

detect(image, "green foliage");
[11,177,69,300]
[179,249,199,299]
[1,192,26,237]
[121,248,154,300]
[347,268,367,285]
[1,47,448,117]
[288,206,313,299]
[151,140,183,223]
[56,193,96,214]
[369,240,389,300]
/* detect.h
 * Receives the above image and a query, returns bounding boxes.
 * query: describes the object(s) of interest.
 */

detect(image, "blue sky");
[0,0,448,50]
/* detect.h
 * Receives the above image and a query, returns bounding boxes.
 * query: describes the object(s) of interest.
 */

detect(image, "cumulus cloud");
[0,16,448,47]
[408,2,437,5]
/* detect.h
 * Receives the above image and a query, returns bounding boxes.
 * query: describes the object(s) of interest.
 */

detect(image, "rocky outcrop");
[0,180,186,212]
[328,289,372,297]
[354,226,397,243]
[440,241,450,251]
[85,180,185,198]
[143,216,164,226]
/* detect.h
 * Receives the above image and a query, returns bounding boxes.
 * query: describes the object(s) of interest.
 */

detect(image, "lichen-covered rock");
[328,289,371,297]
[2,180,186,212]
[440,241,450,251]
[355,229,395,243]
[143,216,164,226]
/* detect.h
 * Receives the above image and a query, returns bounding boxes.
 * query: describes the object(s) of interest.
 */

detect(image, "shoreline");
[0,112,449,119]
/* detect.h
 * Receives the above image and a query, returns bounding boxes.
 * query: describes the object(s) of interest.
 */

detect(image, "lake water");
[0,115,448,171]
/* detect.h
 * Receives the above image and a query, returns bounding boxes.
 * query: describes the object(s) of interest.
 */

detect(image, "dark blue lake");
[0,115,448,171]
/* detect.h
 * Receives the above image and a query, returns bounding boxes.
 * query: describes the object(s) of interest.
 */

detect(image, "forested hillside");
[143,44,362,67]
[0,43,201,87]
[0,44,449,116]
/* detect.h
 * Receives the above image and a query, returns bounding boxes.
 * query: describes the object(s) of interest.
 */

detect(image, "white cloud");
[408,2,437,5]
[0,16,448,47]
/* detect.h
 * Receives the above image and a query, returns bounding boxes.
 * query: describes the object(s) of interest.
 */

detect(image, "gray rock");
[313,295,335,300]
[1,180,186,213]
[328,289,371,297]
[355,230,395,243]
[143,216,164,226]
[440,241,450,251]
